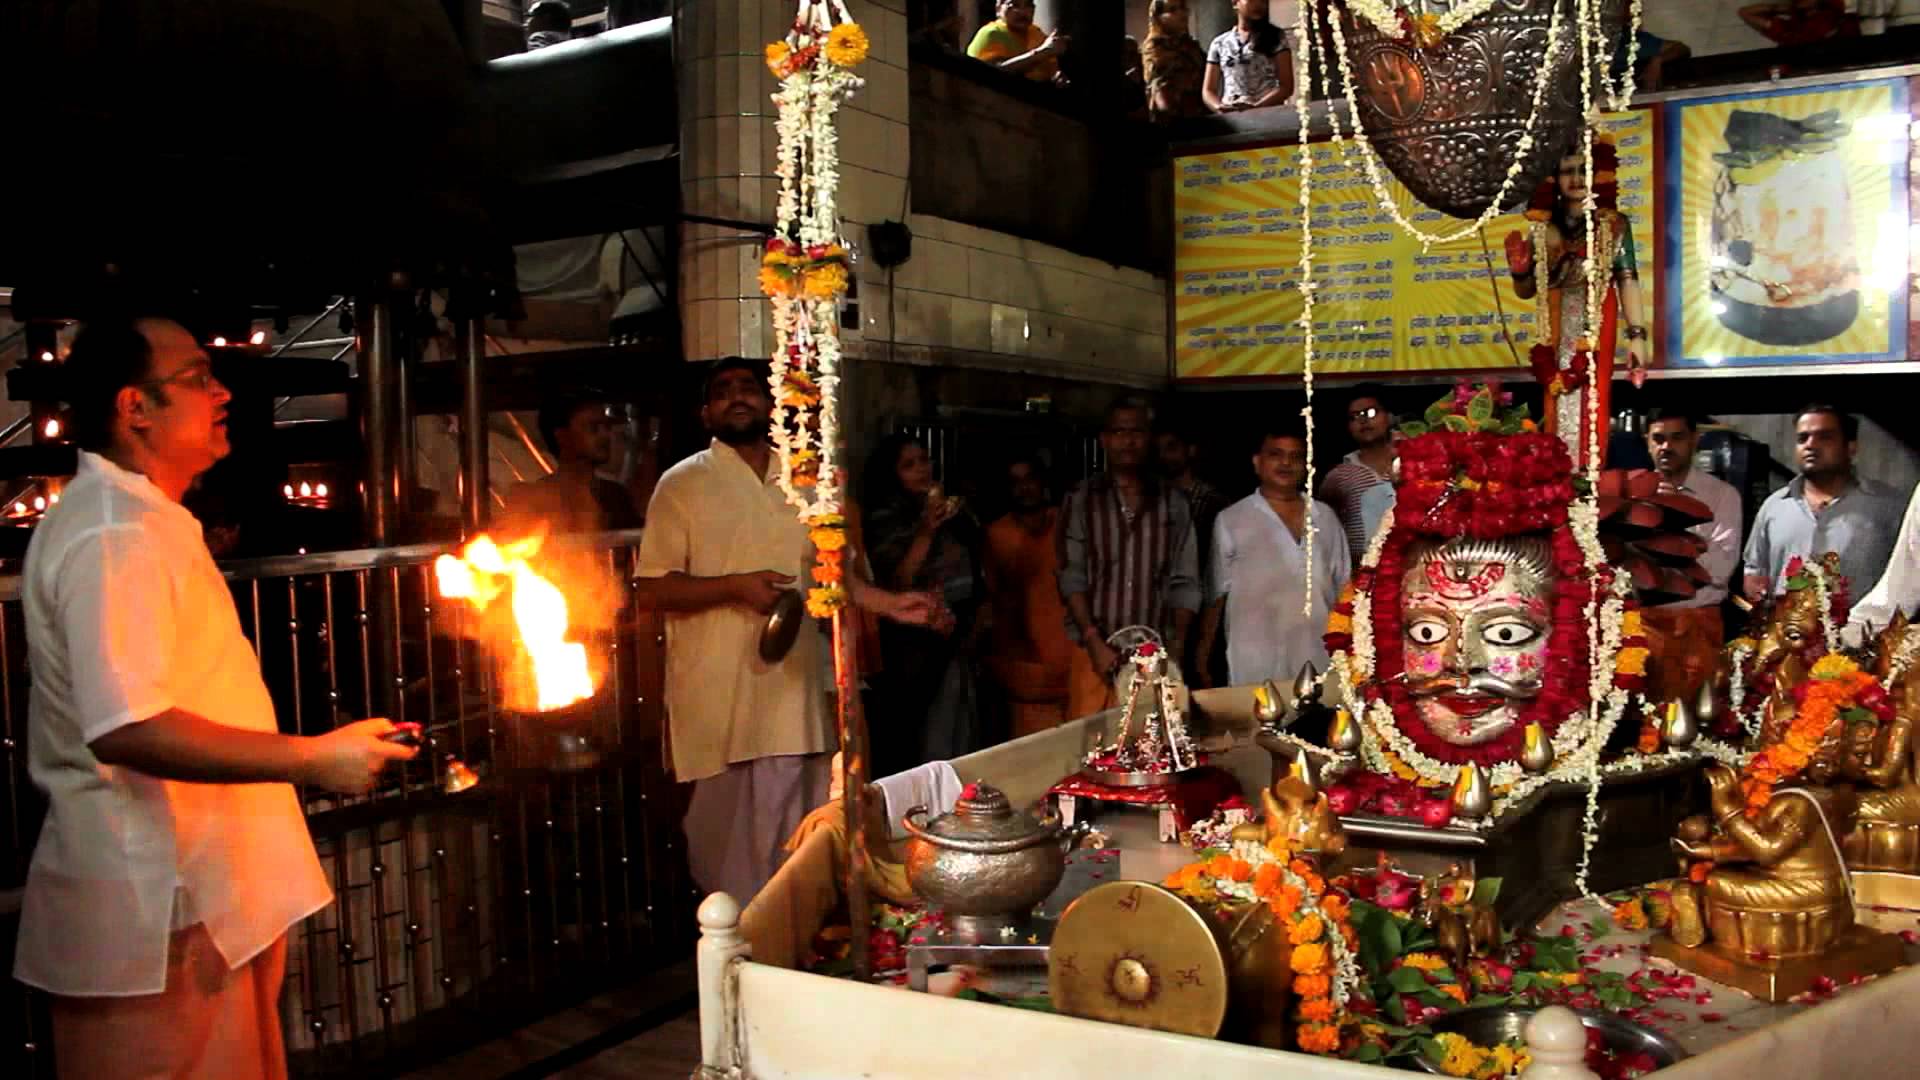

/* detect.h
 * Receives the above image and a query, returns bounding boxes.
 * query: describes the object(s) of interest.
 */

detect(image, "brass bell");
[1288,752,1322,795]
[1328,708,1363,754]
[1692,681,1718,736]
[1661,698,1699,750]
[1451,764,1493,821]
[1252,680,1285,726]
[1290,661,1321,709]
[1519,722,1554,774]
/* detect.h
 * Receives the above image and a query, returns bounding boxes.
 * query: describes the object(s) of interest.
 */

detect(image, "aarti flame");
[435,534,594,711]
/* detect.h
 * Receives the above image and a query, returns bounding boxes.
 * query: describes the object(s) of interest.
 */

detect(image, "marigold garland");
[764,2,866,616]
[1739,653,1879,817]
[1165,837,1358,1056]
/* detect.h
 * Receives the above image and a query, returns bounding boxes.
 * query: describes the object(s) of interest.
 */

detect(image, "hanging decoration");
[763,1,868,617]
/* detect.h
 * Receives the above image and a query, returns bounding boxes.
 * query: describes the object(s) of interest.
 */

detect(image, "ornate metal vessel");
[1340,0,1625,218]
[902,784,1064,941]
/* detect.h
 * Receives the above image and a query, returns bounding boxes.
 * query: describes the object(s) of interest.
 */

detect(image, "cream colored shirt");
[14,452,331,996]
[635,440,830,781]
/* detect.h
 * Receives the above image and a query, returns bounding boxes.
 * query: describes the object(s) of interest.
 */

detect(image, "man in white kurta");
[1198,430,1352,687]
[635,358,936,905]
[1848,481,1920,642]
[15,317,412,1079]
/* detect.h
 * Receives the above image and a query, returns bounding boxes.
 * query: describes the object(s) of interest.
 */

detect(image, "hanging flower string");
[763,1,867,617]
[1295,0,1322,614]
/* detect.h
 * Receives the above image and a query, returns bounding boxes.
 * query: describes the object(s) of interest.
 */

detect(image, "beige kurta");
[635,440,830,781]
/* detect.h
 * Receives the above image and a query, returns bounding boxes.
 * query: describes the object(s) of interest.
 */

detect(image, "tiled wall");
[680,0,1170,390]
[842,213,1169,386]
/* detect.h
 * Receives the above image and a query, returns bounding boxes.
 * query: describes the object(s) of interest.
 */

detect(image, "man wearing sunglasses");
[15,316,415,1079]
[1318,383,1398,563]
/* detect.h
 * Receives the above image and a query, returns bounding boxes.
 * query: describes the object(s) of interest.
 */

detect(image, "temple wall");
[677,0,1170,397]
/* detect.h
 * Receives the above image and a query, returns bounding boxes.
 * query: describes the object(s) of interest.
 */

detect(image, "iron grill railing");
[0,529,697,1078]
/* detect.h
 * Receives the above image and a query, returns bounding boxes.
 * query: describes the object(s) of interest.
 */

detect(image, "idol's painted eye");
[1481,619,1542,648]
[1408,619,1449,646]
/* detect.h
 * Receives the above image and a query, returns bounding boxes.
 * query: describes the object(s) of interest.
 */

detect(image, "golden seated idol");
[1658,557,1905,999]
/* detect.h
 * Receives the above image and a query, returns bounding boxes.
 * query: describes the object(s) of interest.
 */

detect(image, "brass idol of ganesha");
[1843,616,1920,887]
[1659,647,1905,999]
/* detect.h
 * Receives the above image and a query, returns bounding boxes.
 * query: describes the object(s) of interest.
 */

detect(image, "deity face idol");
[1399,539,1555,747]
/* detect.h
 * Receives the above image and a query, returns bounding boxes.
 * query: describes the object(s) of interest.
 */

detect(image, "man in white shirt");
[1194,426,1351,688]
[1641,412,1743,702]
[15,316,414,1079]
[634,358,938,905]
[1847,482,1920,642]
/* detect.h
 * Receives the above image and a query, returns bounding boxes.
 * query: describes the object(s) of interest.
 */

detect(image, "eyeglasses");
[1348,406,1383,422]
[141,362,218,393]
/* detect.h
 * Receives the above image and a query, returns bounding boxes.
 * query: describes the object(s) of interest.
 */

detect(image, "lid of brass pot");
[903,784,1060,851]
[758,588,805,663]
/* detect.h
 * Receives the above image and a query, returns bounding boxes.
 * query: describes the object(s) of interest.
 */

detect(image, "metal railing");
[0,530,697,1078]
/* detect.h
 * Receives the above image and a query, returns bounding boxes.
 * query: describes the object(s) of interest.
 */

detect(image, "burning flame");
[435,534,595,711]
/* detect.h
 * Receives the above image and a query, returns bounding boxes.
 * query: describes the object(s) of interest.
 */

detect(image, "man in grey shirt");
[1742,404,1908,603]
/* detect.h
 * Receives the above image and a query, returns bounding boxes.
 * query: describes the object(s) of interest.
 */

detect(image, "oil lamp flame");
[435,534,595,711]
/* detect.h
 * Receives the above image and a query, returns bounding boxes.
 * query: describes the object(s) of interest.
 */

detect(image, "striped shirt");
[1057,474,1203,644]
[1318,451,1395,562]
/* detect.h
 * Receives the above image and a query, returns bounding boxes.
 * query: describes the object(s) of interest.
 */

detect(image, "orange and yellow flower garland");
[1164,838,1357,1055]
[1739,654,1878,818]
[763,2,867,618]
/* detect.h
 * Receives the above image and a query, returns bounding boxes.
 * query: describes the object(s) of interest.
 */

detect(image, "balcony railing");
[0,530,696,1079]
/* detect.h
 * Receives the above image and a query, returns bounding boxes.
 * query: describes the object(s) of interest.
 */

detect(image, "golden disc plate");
[1048,881,1229,1038]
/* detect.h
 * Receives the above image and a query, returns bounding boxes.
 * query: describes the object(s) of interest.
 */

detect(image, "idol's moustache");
[1403,671,1543,700]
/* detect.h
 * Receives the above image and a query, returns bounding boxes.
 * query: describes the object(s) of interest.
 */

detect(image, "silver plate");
[1407,1006,1687,1074]
[1078,765,1210,789]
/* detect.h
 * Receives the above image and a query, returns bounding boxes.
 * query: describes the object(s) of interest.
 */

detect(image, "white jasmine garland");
[1726,643,1758,738]
[765,2,865,526]
[1296,0,1320,615]
[1209,840,1362,1006]
[1311,0,1563,249]
[1342,0,1503,39]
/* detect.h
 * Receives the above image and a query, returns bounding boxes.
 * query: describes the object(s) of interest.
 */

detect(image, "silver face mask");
[1398,538,1555,747]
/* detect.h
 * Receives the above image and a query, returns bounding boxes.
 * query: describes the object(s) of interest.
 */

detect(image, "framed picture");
[1662,77,1910,369]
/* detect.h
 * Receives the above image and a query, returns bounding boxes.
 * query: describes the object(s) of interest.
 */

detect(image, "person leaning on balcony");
[1143,0,1208,121]
[1203,0,1293,113]
[967,0,1071,85]
[13,315,415,1080]
[633,358,944,906]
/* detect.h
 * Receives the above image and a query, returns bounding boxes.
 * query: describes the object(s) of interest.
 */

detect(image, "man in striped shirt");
[1059,397,1203,719]
[1318,384,1398,564]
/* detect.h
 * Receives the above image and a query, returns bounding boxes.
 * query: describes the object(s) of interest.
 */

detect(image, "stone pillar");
[677,0,911,365]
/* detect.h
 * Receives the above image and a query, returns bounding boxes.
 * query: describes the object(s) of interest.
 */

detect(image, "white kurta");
[15,452,331,996]
[1210,494,1352,687]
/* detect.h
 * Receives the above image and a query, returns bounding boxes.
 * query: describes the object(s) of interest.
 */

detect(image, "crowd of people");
[931,0,1693,124]
[629,363,1920,904]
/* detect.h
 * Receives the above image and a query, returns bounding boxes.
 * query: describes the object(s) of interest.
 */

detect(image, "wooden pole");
[831,607,871,981]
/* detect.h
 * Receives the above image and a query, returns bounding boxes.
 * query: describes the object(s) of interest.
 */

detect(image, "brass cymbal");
[1048,881,1229,1038]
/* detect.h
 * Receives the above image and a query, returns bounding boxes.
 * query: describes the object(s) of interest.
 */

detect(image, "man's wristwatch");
[1626,325,1649,341]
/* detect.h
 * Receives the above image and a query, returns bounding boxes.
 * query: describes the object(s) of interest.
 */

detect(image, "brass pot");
[902,784,1064,941]
[1340,0,1625,218]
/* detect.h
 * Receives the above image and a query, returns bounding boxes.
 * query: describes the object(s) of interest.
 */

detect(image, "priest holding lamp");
[13,315,415,1079]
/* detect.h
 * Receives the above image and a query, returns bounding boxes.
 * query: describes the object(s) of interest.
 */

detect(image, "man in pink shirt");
[15,315,414,1079]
